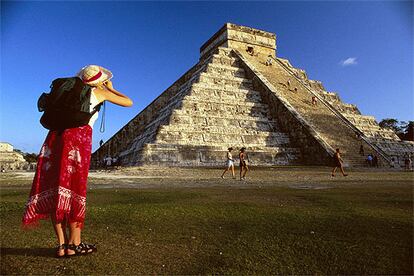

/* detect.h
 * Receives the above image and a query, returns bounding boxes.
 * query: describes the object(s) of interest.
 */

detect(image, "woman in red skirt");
[22,65,133,257]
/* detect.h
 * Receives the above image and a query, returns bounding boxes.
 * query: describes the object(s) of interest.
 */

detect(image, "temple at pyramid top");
[200,23,277,58]
[92,23,413,169]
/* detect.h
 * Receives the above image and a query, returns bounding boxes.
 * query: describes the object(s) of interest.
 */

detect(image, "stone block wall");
[91,58,211,167]
[236,51,334,165]
[92,23,410,169]
[0,146,27,170]
[134,48,300,166]
[200,23,276,59]
[93,45,301,167]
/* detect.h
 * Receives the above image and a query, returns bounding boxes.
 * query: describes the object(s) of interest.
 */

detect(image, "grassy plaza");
[1,167,413,274]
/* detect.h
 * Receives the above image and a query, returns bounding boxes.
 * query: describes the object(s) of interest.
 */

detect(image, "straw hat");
[77,65,113,86]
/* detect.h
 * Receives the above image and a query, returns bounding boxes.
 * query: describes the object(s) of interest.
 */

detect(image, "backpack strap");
[91,102,103,115]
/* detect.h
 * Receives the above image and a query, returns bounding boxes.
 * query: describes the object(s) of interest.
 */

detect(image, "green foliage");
[379,118,414,141]
[379,118,400,132]
[400,121,414,141]
[13,149,23,155]
[23,153,38,163]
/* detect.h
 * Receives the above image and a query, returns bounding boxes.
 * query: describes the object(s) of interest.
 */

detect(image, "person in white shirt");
[221,147,235,179]
[104,156,113,168]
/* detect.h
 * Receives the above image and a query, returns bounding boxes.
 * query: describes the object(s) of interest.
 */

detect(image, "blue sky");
[1,1,413,153]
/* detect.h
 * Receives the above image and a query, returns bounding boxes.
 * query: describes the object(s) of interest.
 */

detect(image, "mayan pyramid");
[92,23,413,167]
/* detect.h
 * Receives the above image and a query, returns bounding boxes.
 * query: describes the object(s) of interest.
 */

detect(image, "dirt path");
[1,166,412,190]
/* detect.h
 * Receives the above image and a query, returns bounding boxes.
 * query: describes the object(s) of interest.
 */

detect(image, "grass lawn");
[1,171,413,274]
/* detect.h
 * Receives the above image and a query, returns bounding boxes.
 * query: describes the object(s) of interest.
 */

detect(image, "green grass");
[1,185,412,275]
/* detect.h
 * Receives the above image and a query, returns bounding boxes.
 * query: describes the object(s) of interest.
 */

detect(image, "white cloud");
[340,57,358,66]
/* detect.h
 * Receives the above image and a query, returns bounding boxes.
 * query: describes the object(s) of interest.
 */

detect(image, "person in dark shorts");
[239,147,249,180]
[331,148,348,177]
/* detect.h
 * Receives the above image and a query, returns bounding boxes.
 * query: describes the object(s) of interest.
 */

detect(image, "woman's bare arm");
[94,80,133,107]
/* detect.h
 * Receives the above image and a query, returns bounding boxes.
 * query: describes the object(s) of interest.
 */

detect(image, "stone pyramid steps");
[136,143,300,166]
[191,84,263,103]
[92,23,410,168]
[181,97,269,110]
[237,50,370,166]
[205,63,246,78]
[155,130,291,146]
[112,46,301,166]
[160,120,284,133]
[198,73,253,90]
[307,64,413,166]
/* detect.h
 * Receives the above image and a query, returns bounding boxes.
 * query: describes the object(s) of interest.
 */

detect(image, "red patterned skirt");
[22,125,92,228]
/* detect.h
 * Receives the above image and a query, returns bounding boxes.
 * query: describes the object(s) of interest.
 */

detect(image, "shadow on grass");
[1,247,53,258]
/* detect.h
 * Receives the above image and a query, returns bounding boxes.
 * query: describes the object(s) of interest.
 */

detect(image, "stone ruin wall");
[0,142,28,170]
[235,52,335,166]
[200,23,276,59]
[92,62,204,167]
[127,47,300,166]
[93,44,302,167]
[92,23,412,168]
[275,56,413,166]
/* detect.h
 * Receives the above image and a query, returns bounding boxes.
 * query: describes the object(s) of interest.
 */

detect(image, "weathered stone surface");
[0,142,27,170]
[93,43,300,166]
[200,23,276,59]
[92,23,411,168]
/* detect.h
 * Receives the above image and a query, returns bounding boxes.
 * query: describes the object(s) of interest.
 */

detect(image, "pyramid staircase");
[93,47,301,166]
[234,50,413,167]
[313,86,413,166]
[92,23,411,168]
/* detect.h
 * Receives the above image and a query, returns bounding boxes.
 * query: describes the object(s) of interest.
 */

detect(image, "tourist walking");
[359,144,364,156]
[239,147,249,180]
[366,154,373,167]
[404,154,412,170]
[372,155,379,167]
[104,155,113,168]
[22,65,133,258]
[331,148,348,177]
[221,147,235,179]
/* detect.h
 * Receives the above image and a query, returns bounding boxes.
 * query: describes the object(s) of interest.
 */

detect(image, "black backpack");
[38,77,102,130]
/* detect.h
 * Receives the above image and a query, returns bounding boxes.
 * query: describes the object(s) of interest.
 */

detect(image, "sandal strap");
[79,242,97,251]
[56,244,67,250]
[67,243,83,253]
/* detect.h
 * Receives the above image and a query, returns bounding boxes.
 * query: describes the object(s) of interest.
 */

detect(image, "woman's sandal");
[78,242,97,254]
[66,243,97,257]
[55,244,67,258]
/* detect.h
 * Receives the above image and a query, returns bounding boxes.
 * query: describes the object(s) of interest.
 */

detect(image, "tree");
[400,121,414,141]
[378,118,401,133]
[378,118,414,141]
[13,148,23,155]
[24,153,38,163]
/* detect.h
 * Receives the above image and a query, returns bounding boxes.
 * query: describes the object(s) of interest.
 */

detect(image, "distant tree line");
[13,149,38,163]
[378,119,414,141]
[24,153,38,163]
